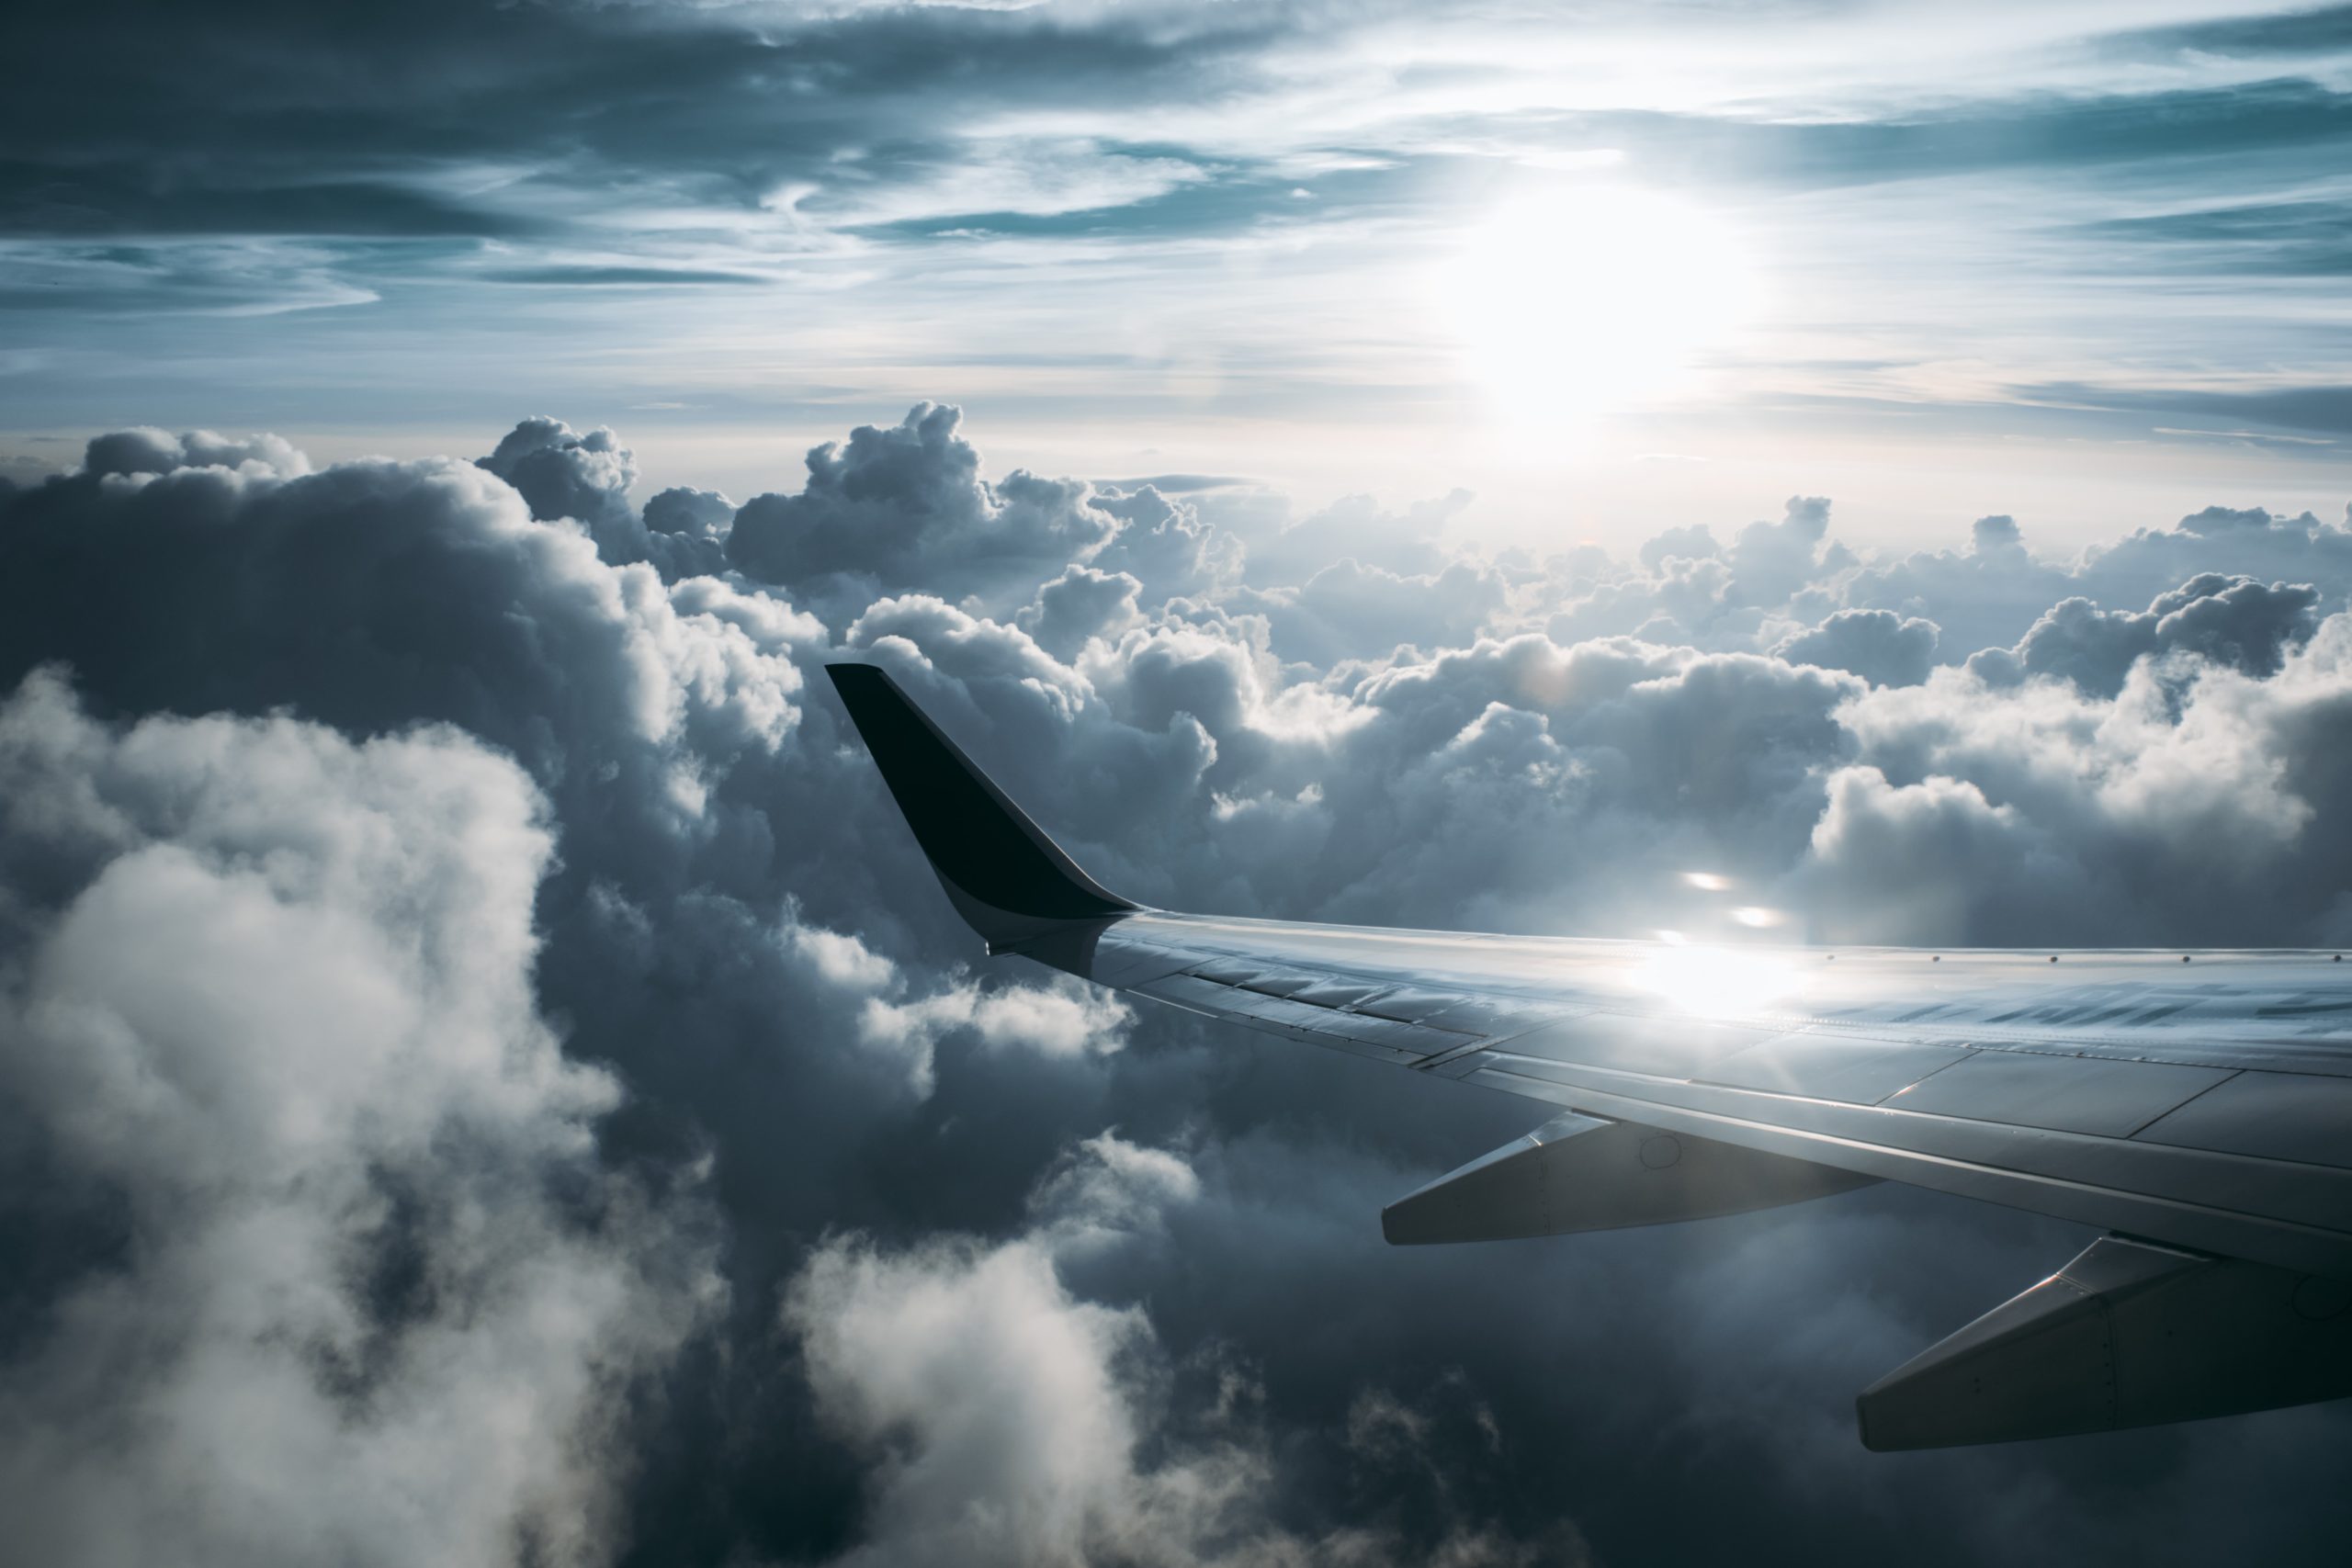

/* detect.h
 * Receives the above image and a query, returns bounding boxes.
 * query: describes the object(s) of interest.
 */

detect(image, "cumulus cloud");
[1828,504,2352,660]
[82,425,311,479]
[478,418,733,581]
[1968,572,2322,696]
[1776,608,1939,687]
[1088,484,1238,601]
[0,435,808,807]
[480,415,637,529]
[1019,564,1145,662]
[1809,617,2352,946]
[1240,558,1508,666]
[784,1134,1575,1568]
[728,403,1126,621]
[783,1139,1238,1568]
[0,671,718,1568]
[6,402,2352,1568]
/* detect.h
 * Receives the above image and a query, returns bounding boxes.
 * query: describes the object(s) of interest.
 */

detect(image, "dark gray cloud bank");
[5,403,2352,1568]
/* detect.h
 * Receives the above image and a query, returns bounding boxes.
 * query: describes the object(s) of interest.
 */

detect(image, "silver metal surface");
[1699,1035,1974,1104]
[1881,1051,2235,1137]
[1076,909,2352,1280]
[1382,1112,1877,1245]
[1857,1235,2352,1450]
[2135,1070,2352,1169]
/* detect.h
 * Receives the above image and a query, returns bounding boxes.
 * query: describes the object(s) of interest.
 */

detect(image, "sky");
[8,0,2352,545]
[6,3,2352,1567]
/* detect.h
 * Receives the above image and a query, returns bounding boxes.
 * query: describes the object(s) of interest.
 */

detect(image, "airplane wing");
[827,661,2352,1450]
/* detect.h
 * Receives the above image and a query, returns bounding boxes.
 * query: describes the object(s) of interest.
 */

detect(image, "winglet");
[826,662,1136,948]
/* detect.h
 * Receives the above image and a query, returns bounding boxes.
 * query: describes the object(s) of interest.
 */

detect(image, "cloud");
[1970,573,2323,697]
[1018,565,1145,661]
[0,670,719,1568]
[1239,557,1508,666]
[479,417,733,581]
[83,425,310,479]
[783,1133,1577,1568]
[1724,495,1853,607]
[1240,490,1473,587]
[1815,620,2352,945]
[1776,607,1939,688]
[0,433,808,791]
[480,415,638,529]
[728,404,1125,619]
[8,403,2352,1567]
[2109,6,2352,60]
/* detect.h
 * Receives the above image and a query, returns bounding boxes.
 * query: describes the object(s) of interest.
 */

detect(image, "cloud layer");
[4,403,2351,1566]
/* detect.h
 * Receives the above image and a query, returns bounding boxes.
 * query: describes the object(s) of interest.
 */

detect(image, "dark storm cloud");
[7,402,2352,1568]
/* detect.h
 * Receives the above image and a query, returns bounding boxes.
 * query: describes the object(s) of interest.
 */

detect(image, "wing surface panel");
[1700,1036,1975,1104]
[2136,1072,2352,1170]
[1034,910,2352,1280]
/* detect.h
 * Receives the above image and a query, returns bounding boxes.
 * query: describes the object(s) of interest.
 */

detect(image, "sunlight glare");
[1634,940,1804,1021]
[1439,186,1758,432]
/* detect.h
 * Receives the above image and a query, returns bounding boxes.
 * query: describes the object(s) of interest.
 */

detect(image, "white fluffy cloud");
[778,905,1136,1095]
[784,1134,1571,1568]
[0,671,719,1568]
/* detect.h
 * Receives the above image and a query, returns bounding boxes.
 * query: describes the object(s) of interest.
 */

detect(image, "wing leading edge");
[828,661,2352,1449]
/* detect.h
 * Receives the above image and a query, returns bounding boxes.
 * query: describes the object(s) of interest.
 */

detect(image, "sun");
[1438,186,1759,431]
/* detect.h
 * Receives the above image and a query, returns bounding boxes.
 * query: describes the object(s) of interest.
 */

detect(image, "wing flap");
[2134,1070,2352,1169]
[1857,1235,2352,1450]
[1698,1035,1975,1104]
[1454,1054,2352,1280]
[1883,1052,2235,1138]
[1382,1111,1877,1245]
